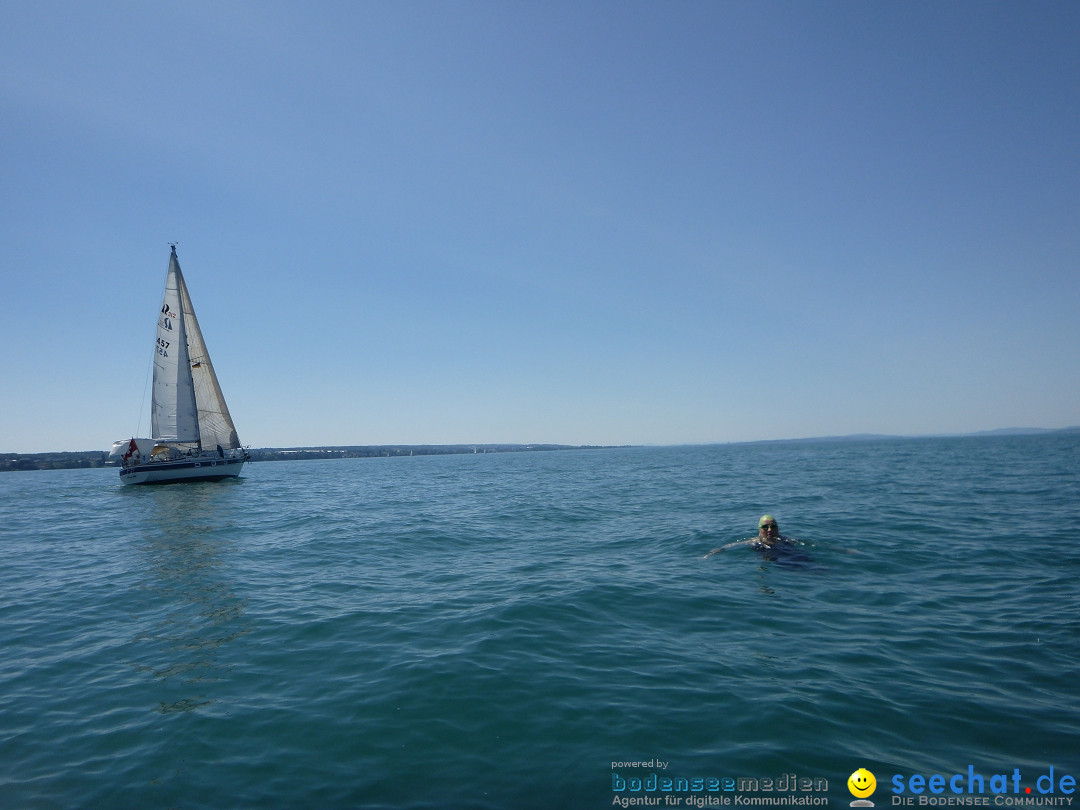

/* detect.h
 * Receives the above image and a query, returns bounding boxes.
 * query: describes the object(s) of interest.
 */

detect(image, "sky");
[1,1,1078,453]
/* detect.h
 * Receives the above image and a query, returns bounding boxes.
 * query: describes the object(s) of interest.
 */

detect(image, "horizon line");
[4,425,1078,457]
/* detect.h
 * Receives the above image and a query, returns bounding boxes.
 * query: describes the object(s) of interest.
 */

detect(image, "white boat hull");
[119,455,246,485]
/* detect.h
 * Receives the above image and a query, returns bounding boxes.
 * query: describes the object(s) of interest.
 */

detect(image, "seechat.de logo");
[849,768,878,807]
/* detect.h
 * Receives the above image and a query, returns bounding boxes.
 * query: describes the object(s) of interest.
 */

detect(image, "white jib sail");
[176,265,241,450]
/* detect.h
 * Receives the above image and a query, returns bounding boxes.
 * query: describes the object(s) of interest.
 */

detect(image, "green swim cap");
[759,515,777,528]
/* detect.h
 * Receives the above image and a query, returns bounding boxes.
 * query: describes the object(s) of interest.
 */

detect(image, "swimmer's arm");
[704,539,754,558]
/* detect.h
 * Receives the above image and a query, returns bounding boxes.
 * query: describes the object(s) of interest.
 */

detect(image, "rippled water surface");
[2,436,1078,808]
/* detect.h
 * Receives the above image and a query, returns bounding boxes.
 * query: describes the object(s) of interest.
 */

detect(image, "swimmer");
[753,514,792,547]
[704,514,797,557]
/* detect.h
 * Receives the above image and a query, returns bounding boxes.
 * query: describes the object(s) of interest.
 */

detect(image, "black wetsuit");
[751,537,814,566]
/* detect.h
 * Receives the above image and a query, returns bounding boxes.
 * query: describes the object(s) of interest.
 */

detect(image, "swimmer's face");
[848,769,876,798]
[759,521,779,539]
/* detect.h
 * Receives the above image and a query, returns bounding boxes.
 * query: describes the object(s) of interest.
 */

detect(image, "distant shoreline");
[0,444,620,472]
[2,428,1076,472]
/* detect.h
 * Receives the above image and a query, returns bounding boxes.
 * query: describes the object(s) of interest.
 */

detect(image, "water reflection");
[128,482,251,713]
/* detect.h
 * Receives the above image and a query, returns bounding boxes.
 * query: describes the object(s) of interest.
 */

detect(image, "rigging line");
[135,346,153,439]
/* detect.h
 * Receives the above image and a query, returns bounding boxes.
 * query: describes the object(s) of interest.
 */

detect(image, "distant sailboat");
[110,246,249,484]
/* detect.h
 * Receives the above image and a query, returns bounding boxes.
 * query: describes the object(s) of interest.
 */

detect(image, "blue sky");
[2,1,1078,453]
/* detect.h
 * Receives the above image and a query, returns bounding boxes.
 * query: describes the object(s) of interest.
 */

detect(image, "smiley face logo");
[848,768,877,798]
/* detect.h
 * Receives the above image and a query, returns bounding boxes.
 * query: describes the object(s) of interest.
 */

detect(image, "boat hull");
[119,456,246,485]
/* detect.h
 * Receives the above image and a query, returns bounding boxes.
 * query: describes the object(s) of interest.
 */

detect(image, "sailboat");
[110,245,249,484]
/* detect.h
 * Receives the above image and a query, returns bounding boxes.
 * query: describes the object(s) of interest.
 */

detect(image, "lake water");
[2,435,1078,808]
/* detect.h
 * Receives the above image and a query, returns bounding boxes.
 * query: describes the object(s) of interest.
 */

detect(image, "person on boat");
[704,514,797,557]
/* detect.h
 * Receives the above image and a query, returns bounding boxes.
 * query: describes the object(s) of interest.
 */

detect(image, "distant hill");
[967,427,1079,436]
[0,451,112,472]
[747,426,1080,445]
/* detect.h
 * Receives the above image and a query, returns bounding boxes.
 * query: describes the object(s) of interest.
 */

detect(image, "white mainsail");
[150,247,241,451]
